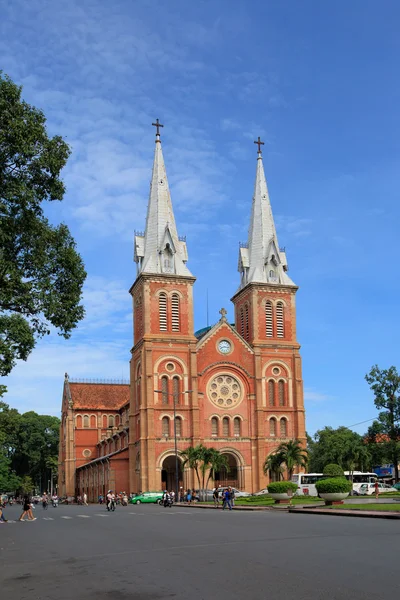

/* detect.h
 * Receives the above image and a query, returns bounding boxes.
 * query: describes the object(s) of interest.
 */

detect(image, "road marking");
[129,512,136,514]
[77,515,90,518]
[95,514,108,517]
[43,517,54,521]
[61,516,73,519]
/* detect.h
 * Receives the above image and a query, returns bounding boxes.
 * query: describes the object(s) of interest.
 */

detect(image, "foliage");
[180,445,229,500]
[0,400,59,493]
[0,72,86,380]
[365,365,400,481]
[263,451,284,481]
[20,475,34,494]
[315,477,352,494]
[323,464,344,477]
[267,481,298,494]
[308,427,370,472]
[275,439,308,479]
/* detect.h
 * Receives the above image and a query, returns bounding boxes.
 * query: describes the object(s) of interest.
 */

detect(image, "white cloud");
[304,389,331,402]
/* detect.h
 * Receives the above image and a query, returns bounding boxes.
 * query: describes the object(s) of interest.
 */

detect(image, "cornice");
[231,281,298,303]
[129,272,196,295]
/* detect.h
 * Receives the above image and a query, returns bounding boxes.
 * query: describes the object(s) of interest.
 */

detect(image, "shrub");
[315,477,352,494]
[323,464,344,478]
[267,481,298,494]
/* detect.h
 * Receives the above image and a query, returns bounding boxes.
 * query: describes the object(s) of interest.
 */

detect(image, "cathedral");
[58,124,306,500]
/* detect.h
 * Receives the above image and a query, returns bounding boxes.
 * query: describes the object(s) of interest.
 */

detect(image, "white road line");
[95,514,108,517]
[77,515,90,518]
[43,517,54,521]
[129,512,136,514]
[61,516,73,519]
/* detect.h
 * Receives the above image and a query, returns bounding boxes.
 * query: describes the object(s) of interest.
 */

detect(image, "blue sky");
[1,0,399,435]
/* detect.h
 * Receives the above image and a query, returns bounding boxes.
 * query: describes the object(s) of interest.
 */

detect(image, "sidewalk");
[289,507,400,519]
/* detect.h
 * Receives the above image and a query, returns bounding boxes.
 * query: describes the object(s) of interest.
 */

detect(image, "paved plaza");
[0,503,399,599]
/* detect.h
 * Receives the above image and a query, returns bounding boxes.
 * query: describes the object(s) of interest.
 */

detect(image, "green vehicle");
[130,491,164,505]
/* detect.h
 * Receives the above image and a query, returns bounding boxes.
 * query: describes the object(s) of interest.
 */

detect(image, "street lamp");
[154,389,193,500]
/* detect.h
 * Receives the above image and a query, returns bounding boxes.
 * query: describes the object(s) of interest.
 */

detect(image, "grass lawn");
[330,503,400,511]
[235,495,322,507]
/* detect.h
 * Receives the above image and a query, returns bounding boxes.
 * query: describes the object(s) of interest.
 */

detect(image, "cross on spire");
[152,118,164,139]
[254,136,264,154]
[219,307,227,321]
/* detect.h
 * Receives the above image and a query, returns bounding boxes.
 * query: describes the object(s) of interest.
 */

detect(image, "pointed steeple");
[134,122,192,277]
[238,141,295,288]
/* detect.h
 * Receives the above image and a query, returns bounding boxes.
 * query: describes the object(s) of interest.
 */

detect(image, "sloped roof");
[69,382,130,410]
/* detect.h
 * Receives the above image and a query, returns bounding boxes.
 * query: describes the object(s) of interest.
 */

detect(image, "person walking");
[213,487,219,508]
[374,480,380,500]
[186,489,192,505]
[222,488,232,511]
[179,487,184,503]
[0,504,8,523]
[19,496,36,521]
[83,492,88,506]
[42,493,48,510]
[230,487,235,507]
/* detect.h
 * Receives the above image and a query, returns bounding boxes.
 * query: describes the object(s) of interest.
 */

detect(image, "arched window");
[211,417,218,437]
[159,292,167,331]
[102,414,107,428]
[234,417,241,436]
[135,296,143,338]
[171,293,180,332]
[162,416,170,437]
[83,415,89,428]
[268,380,275,407]
[269,418,276,436]
[115,415,120,427]
[90,415,96,428]
[240,307,244,338]
[280,418,287,437]
[276,302,285,338]
[172,376,180,405]
[266,301,273,338]
[76,415,82,428]
[278,380,285,407]
[244,304,249,341]
[136,363,142,410]
[108,415,115,428]
[222,417,229,437]
[161,376,169,405]
[175,416,182,437]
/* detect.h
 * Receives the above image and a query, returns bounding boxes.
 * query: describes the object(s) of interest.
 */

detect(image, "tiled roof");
[69,382,130,410]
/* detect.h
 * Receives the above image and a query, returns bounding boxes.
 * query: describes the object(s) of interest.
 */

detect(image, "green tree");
[263,451,284,482]
[365,365,400,482]
[205,449,230,490]
[365,420,392,467]
[180,445,202,491]
[308,426,368,472]
[0,72,86,381]
[275,439,308,479]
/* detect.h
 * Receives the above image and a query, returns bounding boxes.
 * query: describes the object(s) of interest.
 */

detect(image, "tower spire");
[134,122,192,277]
[238,140,295,288]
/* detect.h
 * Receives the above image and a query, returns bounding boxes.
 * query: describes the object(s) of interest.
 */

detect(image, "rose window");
[207,374,243,408]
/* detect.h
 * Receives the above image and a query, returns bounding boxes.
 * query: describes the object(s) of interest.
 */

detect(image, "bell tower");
[231,138,306,485]
[129,121,198,493]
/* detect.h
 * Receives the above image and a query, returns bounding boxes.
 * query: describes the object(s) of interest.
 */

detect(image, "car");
[253,488,269,496]
[358,483,397,495]
[392,482,400,491]
[130,491,164,504]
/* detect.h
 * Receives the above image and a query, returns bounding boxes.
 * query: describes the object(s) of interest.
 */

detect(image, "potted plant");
[315,477,352,505]
[267,481,298,504]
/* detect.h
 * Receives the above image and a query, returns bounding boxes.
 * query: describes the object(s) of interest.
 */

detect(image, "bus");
[291,471,378,496]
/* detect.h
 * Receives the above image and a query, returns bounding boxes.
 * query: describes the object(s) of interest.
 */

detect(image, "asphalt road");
[0,502,398,600]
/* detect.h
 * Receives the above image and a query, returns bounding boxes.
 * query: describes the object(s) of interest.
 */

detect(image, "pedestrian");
[42,492,48,510]
[179,487,184,503]
[170,490,175,503]
[19,495,36,521]
[83,492,88,506]
[212,487,219,508]
[222,488,232,511]
[0,504,8,523]
[98,494,103,504]
[230,487,235,507]
[375,480,379,500]
[186,489,192,505]
[192,490,197,503]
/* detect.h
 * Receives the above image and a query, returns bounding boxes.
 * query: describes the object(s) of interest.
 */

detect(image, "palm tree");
[179,445,203,491]
[276,439,308,479]
[205,449,230,490]
[263,452,284,482]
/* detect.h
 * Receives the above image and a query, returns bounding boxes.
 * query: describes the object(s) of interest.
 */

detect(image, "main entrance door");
[161,455,183,492]
[218,453,239,488]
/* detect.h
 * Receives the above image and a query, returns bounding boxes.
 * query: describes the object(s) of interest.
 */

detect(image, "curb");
[289,508,400,520]
[172,504,274,511]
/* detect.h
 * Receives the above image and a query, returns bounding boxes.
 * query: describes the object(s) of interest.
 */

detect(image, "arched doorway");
[218,453,239,489]
[161,455,183,493]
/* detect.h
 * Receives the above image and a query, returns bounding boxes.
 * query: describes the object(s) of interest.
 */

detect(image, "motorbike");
[163,495,173,508]
[52,498,58,507]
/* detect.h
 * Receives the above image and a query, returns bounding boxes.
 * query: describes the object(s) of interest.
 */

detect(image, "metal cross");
[254,136,264,153]
[152,118,164,136]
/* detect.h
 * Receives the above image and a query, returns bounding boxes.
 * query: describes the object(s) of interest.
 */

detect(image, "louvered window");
[280,418,287,437]
[159,292,167,331]
[161,376,169,405]
[268,380,275,407]
[162,416,170,436]
[278,380,285,407]
[270,418,276,436]
[108,415,114,428]
[222,417,229,437]
[172,377,180,405]
[266,301,273,337]
[244,304,249,341]
[234,417,241,436]
[211,417,218,436]
[240,307,244,337]
[83,415,89,428]
[171,293,180,332]
[276,302,284,338]
[175,417,182,437]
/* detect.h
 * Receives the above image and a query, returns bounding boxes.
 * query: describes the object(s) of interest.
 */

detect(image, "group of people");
[0,492,62,523]
[213,486,235,510]
[101,490,129,511]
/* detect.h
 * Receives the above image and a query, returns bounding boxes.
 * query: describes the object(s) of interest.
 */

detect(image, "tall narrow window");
[172,376,180,405]
[83,415,90,428]
[234,417,241,436]
[171,293,180,332]
[222,417,229,437]
[175,416,182,437]
[268,380,275,407]
[278,380,285,407]
[280,418,287,437]
[161,376,169,405]
[276,302,285,338]
[244,304,249,341]
[211,417,218,437]
[266,301,273,338]
[240,307,244,337]
[159,292,167,331]
[269,418,276,436]
[108,415,114,428]
[162,416,170,436]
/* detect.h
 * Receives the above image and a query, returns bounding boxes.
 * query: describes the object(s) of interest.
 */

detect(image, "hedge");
[267,481,298,494]
[315,477,352,494]
[323,464,344,477]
